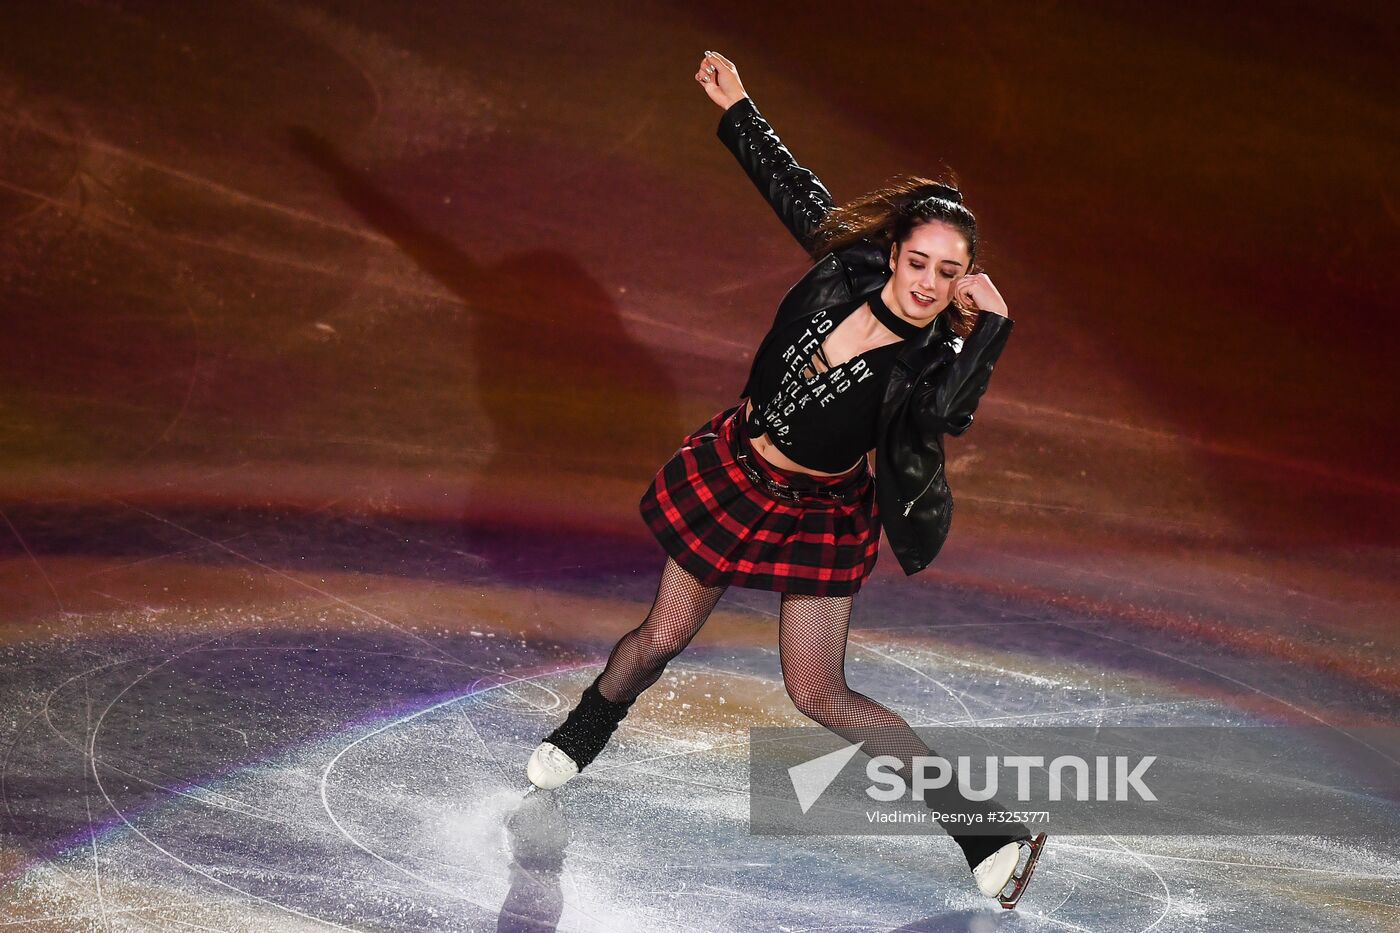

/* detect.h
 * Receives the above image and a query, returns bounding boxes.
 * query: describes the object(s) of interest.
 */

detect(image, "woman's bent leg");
[777,592,1030,871]
[596,556,728,703]
[530,557,727,787]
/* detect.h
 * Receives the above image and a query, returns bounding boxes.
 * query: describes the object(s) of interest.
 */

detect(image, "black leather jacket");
[717,96,1015,576]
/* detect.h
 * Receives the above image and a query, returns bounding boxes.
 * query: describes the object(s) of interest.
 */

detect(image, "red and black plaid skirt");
[639,402,881,596]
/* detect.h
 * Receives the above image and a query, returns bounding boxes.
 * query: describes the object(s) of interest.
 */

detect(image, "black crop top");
[744,286,924,473]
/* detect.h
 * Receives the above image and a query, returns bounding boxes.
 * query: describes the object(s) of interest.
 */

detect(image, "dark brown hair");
[811,175,979,338]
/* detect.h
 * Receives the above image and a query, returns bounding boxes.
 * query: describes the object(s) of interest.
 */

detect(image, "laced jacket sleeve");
[716,96,836,258]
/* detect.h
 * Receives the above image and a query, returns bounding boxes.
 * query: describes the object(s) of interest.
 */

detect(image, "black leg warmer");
[543,676,637,771]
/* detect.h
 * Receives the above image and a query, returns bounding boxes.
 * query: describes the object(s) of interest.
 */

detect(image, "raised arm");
[697,52,836,257]
[910,273,1017,436]
[909,311,1014,436]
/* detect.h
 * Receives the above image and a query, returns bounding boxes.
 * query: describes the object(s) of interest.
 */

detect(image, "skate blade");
[998,832,1047,909]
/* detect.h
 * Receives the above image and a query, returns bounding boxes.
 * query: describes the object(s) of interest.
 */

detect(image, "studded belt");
[733,435,868,505]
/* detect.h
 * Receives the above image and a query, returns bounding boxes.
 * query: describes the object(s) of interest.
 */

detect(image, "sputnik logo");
[788,741,864,813]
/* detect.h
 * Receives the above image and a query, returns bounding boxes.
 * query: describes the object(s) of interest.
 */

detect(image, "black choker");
[866,288,924,341]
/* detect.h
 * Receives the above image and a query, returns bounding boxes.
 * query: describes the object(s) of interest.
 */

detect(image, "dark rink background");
[2,2,1396,930]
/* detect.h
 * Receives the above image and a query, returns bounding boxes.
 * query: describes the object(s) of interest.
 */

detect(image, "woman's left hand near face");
[951,273,1009,318]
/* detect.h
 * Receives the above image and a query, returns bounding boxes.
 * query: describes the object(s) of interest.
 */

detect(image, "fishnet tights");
[594,559,940,770]
[595,557,728,703]
[778,593,935,771]
[591,559,1027,869]
[779,592,1030,869]
[594,558,938,764]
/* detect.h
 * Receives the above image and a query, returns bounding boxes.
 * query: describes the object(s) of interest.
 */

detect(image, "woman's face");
[885,221,971,324]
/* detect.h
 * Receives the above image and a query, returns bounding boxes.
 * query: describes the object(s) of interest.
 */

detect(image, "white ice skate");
[972,832,1047,909]
[526,741,580,790]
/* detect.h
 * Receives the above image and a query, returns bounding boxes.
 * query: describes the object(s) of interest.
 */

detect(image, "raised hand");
[951,273,1010,318]
[694,50,748,110]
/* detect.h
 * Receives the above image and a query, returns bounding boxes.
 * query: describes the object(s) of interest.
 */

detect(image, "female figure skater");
[526,51,1045,908]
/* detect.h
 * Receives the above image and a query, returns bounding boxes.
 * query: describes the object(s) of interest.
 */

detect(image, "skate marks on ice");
[2,601,1398,930]
[1,628,627,930]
